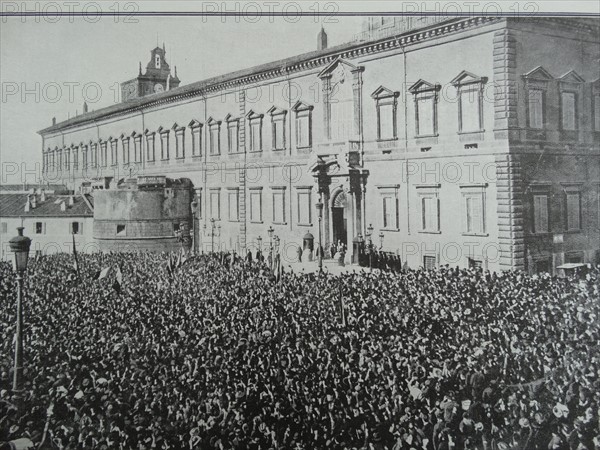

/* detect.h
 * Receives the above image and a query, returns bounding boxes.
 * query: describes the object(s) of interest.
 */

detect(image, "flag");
[94,266,111,280]
[72,233,80,280]
[339,284,346,327]
[112,265,122,294]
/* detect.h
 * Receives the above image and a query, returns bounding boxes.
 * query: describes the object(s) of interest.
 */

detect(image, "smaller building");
[0,187,94,260]
[93,176,193,252]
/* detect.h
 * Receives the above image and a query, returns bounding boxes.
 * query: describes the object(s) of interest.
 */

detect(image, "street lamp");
[357,233,364,266]
[191,199,198,253]
[379,230,384,250]
[366,224,374,271]
[315,200,324,273]
[9,227,31,399]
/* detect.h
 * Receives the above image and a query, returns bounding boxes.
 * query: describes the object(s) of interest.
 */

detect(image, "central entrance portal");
[331,190,348,248]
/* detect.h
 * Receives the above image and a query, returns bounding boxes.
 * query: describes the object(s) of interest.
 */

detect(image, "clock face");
[154,83,164,93]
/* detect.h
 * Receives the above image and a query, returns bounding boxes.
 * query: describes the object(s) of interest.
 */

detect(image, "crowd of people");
[0,250,598,449]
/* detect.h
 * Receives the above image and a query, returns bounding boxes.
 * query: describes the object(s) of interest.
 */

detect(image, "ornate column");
[351,66,365,165]
[317,171,331,247]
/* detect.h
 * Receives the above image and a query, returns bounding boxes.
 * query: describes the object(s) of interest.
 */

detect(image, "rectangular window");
[64,150,70,170]
[561,91,577,131]
[423,255,436,270]
[210,125,220,155]
[459,88,481,132]
[134,136,142,163]
[146,134,155,162]
[378,103,395,140]
[72,147,79,169]
[228,190,240,221]
[272,189,286,224]
[297,190,312,225]
[160,132,170,160]
[116,224,126,236]
[110,140,118,166]
[82,145,88,169]
[35,222,44,234]
[594,94,600,132]
[566,192,581,231]
[382,196,399,229]
[210,190,221,220]
[1,222,7,234]
[175,129,185,159]
[249,120,262,152]
[421,196,439,232]
[533,194,549,233]
[463,193,485,234]
[296,114,311,148]
[122,139,130,165]
[250,190,262,222]
[528,89,544,129]
[71,222,81,234]
[228,121,239,153]
[272,116,285,150]
[416,96,435,136]
[191,126,202,157]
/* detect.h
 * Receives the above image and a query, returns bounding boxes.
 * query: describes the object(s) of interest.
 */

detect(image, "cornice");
[41,16,501,135]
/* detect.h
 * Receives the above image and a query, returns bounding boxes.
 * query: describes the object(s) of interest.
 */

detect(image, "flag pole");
[72,232,80,280]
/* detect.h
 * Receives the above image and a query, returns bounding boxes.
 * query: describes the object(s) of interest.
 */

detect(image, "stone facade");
[38,17,600,272]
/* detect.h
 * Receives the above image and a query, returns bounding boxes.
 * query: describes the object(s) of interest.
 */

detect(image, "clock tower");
[121,43,181,102]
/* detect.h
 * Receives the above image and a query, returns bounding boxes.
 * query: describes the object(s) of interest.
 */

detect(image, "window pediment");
[317,57,361,79]
[371,85,400,99]
[207,117,221,126]
[450,70,487,86]
[246,109,264,120]
[189,119,202,128]
[267,106,287,116]
[292,100,314,112]
[559,70,585,84]
[408,79,441,94]
[172,122,185,131]
[523,66,553,81]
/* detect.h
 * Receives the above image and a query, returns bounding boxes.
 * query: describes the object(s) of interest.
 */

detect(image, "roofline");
[39,16,499,135]
[39,16,597,136]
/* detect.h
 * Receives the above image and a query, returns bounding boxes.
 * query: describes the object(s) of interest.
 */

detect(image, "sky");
[1,1,598,184]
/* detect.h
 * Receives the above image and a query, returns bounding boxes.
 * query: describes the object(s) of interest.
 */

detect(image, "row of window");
[1,221,84,235]
[199,186,314,226]
[524,67,600,132]
[43,102,314,172]
[531,186,585,234]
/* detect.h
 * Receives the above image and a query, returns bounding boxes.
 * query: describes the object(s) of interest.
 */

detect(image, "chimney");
[52,117,56,126]
[24,198,31,212]
[31,194,37,209]
[68,196,75,207]
[83,102,88,114]
[60,202,67,212]
[40,189,46,203]
[317,26,328,51]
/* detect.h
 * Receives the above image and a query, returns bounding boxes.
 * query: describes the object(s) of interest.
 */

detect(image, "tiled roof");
[0,193,93,217]
[0,184,70,193]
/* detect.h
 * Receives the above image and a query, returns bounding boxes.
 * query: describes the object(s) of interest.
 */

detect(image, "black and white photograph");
[1,1,599,448]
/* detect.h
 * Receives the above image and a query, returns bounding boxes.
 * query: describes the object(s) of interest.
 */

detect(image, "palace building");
[38,16,600,273]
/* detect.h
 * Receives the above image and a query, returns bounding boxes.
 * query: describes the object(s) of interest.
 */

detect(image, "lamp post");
[315,200,324,273]
[257,236,262,255]
[9,227,31,399]
[366,224,374,271]
[267,226,274,251]
[191,199,198,254]
[357,233,364,266]
[207,218,219,253]
[379,230,384,250]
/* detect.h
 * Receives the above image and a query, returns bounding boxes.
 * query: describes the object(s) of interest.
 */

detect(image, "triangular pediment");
[559,70,585,83]
[371,85,399,99]
[131,131,138,137]
[267,106,287,116]
[188,119,202,128]
[450,70,486,85]
[246,109,263,119]
[207,116,221,126]
[317,57,359,79]
[292,100,314,112]
[408,79,440,93]
[523,66,553,80]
